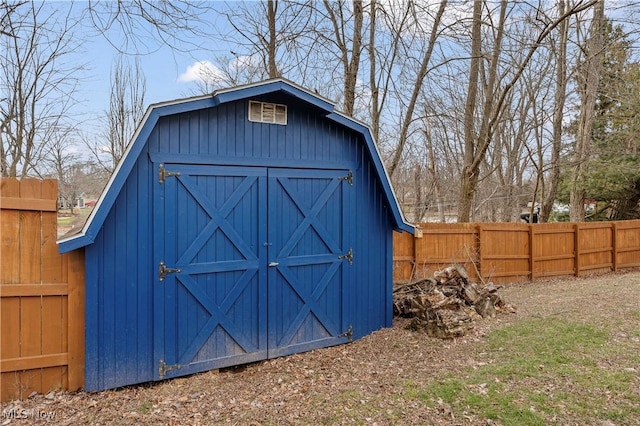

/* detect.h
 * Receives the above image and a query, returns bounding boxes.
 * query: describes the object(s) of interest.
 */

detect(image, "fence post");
[529,224,534,281]
[413,230,418,281]
[612,222,617,272]
[574,223,580,276]
[67,249,85,391]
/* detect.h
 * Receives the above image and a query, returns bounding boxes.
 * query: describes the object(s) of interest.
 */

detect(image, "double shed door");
[153,164,354,380]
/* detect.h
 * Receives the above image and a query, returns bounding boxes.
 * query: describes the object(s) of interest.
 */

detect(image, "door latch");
[159,261,182,281]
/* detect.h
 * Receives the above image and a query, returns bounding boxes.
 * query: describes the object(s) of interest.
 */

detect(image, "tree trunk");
[266,0,279,78]
[425,115,445,223]
[570,0,605,222]
[458,0,491,222]
[367,0,379,142]
[541,0,569,223]
[344,0,363,116]
[322,0,363,117]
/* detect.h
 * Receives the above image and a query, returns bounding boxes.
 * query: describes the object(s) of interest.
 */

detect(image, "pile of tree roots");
[393,265,516,339]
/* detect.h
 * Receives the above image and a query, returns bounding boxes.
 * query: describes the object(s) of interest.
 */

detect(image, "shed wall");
[85,96,396,390]
[85,154,155,390]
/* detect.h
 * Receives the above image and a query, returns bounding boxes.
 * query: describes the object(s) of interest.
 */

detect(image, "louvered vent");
[249,101,287,125]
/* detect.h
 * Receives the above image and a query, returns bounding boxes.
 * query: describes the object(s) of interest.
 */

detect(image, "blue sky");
[63,2,232,142]
[75,41,203,137]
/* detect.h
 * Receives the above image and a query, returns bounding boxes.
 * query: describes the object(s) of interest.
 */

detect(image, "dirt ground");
[2,270,639,425]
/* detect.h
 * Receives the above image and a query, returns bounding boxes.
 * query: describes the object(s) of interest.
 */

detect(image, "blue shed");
[58,79,414,392]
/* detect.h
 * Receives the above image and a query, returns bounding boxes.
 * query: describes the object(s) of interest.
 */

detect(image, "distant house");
[57,193,85,210]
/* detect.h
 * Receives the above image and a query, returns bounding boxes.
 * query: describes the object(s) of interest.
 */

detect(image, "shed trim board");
[58,78,413,391]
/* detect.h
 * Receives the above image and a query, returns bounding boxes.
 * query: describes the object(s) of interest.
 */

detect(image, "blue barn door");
[154,164,353,380]
[153,165,269,380]
[267,169,354,357]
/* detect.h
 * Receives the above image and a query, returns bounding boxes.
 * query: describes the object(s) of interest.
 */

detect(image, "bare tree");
[524,51,556,223]
[44,130,80,212]
[540,0,571,223]
[187,55,269,94]
[1,1,82,177]
[0,1,24,37]
[85,1,219,55]
[216,0,316,88]
[105,56,146,170]
[386,0,448,178]
[457,0,597,222]
[1,1,224,179]
[489,81,537,222]
[424,112,446,223]
[570,0,605,221]
[84,55,146,173]
[265,0,280,78]
[320,0,365,116]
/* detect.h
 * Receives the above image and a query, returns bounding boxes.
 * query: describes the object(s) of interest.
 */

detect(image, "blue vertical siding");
[148,97,359,169]
[85,92,399,390]
[84,243,99,389]
[85,149,155,391]
[352,151,393,338]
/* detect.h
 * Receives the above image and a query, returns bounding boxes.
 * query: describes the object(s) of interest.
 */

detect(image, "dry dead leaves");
[3,270,639,425]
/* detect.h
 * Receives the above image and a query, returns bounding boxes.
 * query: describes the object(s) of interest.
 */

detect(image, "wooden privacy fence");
[0,178,84,402]
[394,221,640,284]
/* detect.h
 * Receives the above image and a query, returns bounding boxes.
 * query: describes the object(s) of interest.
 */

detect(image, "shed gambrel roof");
[58,78,414,253]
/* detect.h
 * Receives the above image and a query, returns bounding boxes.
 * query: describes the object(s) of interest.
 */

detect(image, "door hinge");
[158,261,182,281]
[339,170,353,186]
[158,359,182,379]
[158,164,181,183]
[338,247,353,265]
[339,325,353,341]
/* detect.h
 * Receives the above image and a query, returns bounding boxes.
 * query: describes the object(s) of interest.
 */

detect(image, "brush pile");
[393,265,516,339]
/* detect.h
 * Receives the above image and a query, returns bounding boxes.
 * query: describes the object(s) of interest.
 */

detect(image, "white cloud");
[177,61,224,84]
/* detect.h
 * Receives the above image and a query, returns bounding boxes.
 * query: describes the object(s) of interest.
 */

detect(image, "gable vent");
[249,101,287,125]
